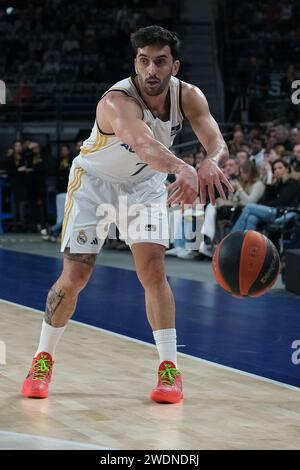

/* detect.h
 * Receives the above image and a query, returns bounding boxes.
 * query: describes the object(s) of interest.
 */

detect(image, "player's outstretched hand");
[167,164,198,206]
[197,158,234,206]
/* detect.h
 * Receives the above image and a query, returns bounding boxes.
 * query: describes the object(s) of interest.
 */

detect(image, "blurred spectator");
[250,138,265,168]
[221,3,300,122]
[25,142,47,230]
[274,144,287,158]
[227,130,245,155]
[290,143,300,179]
[231,159,300,232]
[6,141,27,231]
[166,204,199,259]
[268,147,282,161]
[248,124,262,141]
[1,0,174,86]
[200,160,265,258]
[289,128,300,147]
[56,144,73,194]
[74,139,83,155]
[236,149,249,165]
[222,157,240,179]
[230,160,265,206]
[274,125,292,150]
[41,144,73,241]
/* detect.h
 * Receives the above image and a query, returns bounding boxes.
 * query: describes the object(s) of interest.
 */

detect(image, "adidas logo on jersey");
[90,238,98,245]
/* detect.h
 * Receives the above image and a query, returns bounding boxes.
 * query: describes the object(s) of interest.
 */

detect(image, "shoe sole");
[150,391,183,404]
[21,388,48,399]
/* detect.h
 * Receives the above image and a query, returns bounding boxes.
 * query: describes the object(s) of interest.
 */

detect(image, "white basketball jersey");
[74,76,185,183]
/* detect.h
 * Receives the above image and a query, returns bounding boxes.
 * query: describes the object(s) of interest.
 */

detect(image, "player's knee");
[137,258,166,288]
[246,203,257,211]
[60,266,93,294]
[247,214,258,227]
[243,206,251,217]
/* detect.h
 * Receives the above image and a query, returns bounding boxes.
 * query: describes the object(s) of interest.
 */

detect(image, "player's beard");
[143,74,172,96]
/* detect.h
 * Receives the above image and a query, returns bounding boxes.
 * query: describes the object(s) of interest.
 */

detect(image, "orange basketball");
[212,230,281,298]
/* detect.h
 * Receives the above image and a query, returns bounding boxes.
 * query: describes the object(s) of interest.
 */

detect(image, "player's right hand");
[167,164,198,206]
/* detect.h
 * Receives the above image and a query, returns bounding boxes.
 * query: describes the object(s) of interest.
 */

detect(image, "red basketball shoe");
[150,361,183,404]
[21,352,54,398]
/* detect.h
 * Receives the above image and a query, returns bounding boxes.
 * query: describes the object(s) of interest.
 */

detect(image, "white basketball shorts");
[60,164,169,254]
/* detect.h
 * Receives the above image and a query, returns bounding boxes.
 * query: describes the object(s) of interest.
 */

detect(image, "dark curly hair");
[131,25,181,61]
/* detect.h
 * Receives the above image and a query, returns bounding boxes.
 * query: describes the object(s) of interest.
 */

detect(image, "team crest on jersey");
[120,143,135,153]
[77,229,88,245]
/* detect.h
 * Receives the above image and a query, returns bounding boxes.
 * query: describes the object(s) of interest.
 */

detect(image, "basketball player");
[22,26,232,404]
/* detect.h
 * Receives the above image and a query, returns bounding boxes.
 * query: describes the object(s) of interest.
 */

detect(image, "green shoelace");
[33,355,51,381]
[159,363,181,385]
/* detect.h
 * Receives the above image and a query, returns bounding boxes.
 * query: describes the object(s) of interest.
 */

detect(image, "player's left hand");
[197,158,234,206]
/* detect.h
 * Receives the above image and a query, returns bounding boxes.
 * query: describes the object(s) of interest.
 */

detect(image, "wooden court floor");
[1,301,300,450]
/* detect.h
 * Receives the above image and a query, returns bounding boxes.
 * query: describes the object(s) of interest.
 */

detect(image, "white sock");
[153,328,177,367]
[35,321,66,359]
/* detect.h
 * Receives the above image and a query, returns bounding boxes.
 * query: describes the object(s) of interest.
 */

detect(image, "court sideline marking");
[1,298,299,393]
[0,430,112,450]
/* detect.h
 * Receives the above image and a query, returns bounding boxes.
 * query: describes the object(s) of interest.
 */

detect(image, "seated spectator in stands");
[74,139,83,154]
[6,141,27,231]
[274,125,292,150]
[165,151,199,259]
[41,144,73,242]
[199,160,265,258]
[231,159,300,233]
[165,201,200,259]
[290,144,300,181]
[240,144,252,154]
[227,130,245,155]
[265,132,277,152]
[229,160,265,206]
[268,147,281,162]
[274,144,287,158]
[259,147,282,184]
[250,137,265,168]
[289,128,300,147]
[25,142,47,231]
[248,124,263,141]
[222,157,240,180]
[236,149,249,165]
